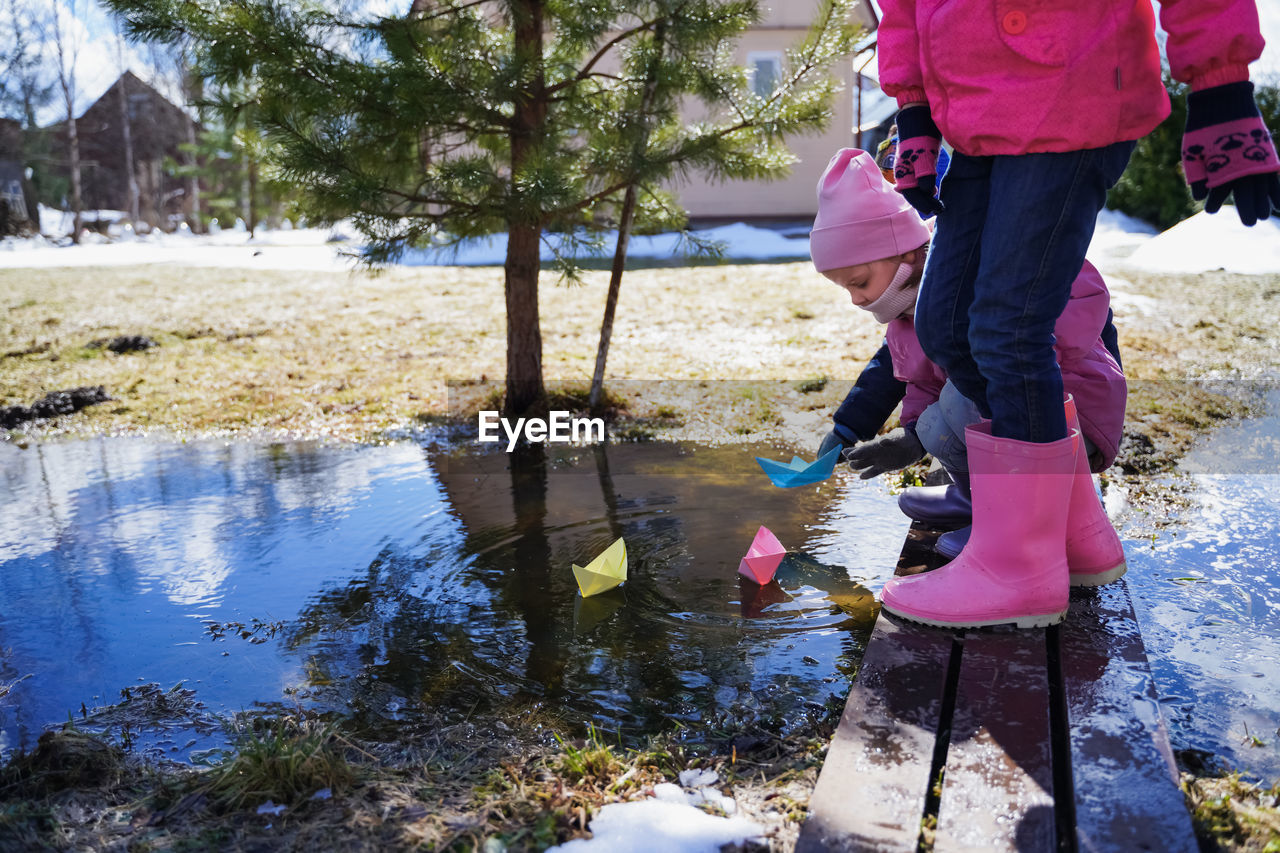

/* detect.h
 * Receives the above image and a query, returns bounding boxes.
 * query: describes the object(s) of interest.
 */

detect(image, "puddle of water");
[11,415,1276,780]
[1127,388,1280,780]
[0,438,907,759]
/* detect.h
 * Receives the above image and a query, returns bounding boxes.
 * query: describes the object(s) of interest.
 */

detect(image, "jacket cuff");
[831,422,860,445]
[1190,64,1251,92]
[895,88,928,108]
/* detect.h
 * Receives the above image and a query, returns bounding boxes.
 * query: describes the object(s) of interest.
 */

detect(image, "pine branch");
[545,13,665,97]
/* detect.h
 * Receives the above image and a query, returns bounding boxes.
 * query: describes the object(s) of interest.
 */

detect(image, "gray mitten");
[843,427,926,479]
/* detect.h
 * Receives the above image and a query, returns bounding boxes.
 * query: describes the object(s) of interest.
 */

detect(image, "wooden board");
[797,616,958,853]
[802,525,1198,853]
[1060,581,1199,853]
[933,629,1057,853]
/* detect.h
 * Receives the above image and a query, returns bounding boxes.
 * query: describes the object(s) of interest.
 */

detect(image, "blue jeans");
[914,142,1134,444]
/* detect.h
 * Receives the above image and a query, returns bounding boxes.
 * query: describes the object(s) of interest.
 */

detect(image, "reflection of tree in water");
[282,441,873,743]
[1,440,430,750]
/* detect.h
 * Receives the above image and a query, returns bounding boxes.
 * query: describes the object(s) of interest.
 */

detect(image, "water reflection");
[285,441,884,741]
[7,426,1278,777]
[0,438,887,758]
[1119,388,1280,780]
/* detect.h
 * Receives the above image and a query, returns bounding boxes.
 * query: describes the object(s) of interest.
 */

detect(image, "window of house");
[128,93,149,121]
[748,52,783,98]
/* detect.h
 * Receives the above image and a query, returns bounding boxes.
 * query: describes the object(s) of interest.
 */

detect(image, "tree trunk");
[247,156,258,237]
[64,97,82,243]
[502,0,548,418]
[504,223,546,418]
[185,117,200,232]
[118,82,140,225]
[588,19,666,412]
[588,183,638,411]
[181,55,203,232]
[116,41,140,225]
[240,156,250,231]
[51,0,82,243]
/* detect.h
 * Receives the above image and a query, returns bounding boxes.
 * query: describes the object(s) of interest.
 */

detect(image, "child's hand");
[842,428,926,479]
[1182,81,1280,226]
[818,429,855,459]
[893,105,945,217]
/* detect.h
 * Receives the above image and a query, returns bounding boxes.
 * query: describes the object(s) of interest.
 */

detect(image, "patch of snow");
[545,798,764,853]
[652,782,688,802]
[0,233,360,272]
[36,204,130,238]
[1126,211,1280,274]
[1086,208,1158,271]
[1104,277,1160,317]
[12,203,1273,277]
[678,769,720,788]
[398,223,809,267]
[0,215,363,271]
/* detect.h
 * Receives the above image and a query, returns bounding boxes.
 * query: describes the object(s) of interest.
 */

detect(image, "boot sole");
[1069,561,1127,587]
[879,601,1067,630]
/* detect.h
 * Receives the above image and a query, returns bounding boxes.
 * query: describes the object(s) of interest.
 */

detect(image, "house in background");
[673,0,880,223]
[0,160,31,236]
[0,118,34,235]
[853,72,898,153]
[49,72,199,229]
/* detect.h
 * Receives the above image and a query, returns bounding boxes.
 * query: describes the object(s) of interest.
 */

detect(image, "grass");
[3,264,1275,465]
[0,264,867,443]
[204,718,357,811]
[1184,773,1280,852]
[0,696,836,851]
[553,726,623,786]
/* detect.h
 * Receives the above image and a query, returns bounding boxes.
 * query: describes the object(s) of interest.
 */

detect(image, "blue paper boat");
[755,445,842,488]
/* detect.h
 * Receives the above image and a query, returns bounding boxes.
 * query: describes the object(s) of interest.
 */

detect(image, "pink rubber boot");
[879,421,1075,629]
[1064,396,1127,586]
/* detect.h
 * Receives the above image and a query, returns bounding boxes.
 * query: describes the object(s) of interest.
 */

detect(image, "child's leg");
[914,151,993,416]
[936,381,983,471]
[969,142,1134,444]
[915,381,982,475]
[902,399,972,526]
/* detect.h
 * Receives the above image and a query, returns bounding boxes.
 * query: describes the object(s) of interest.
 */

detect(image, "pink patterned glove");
[893,105,945,217]
[1182,82,1280,226]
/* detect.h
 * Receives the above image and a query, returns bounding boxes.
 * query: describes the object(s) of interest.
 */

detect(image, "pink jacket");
[878,0,1267,156]
[886,260,1126,469]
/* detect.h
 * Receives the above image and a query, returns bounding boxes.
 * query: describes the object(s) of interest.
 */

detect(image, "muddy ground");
[2,261,1279,851]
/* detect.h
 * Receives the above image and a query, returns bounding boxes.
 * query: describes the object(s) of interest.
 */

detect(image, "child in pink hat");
[873,0,1277,628]
[810,149,1128,615]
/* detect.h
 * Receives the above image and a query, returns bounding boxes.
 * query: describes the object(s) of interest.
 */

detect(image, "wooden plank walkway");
[797,525,1197,853]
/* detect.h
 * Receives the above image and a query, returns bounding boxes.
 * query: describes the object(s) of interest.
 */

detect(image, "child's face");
[821,257,902,310]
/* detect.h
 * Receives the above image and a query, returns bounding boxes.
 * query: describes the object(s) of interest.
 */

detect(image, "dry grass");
[1183,773,1280,852]
[0,709,831,852]
[2,263,1277,452]
[0,263,869,442]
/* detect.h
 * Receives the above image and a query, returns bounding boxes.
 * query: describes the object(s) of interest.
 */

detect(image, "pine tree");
[106,0,861,416]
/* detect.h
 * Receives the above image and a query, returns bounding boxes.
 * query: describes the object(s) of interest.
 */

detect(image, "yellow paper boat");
[572,537,628,598]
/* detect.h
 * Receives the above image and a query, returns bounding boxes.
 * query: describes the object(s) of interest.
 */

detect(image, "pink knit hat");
[809,148,932,272]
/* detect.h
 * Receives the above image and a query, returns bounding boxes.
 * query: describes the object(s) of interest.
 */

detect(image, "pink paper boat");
[738,525,786,585]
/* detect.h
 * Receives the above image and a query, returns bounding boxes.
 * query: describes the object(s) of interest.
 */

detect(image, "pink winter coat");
[886,260,1126,469]
[878,0,1267,156]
